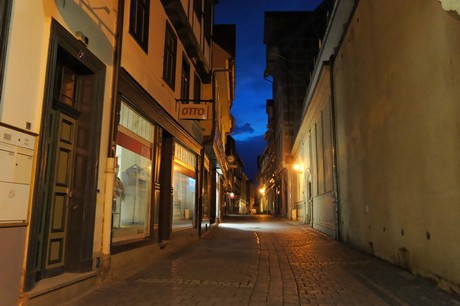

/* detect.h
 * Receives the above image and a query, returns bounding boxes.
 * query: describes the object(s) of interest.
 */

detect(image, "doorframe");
[24,19,105,290]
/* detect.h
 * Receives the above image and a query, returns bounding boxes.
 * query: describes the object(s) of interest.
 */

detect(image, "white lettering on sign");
[178,104,209,120]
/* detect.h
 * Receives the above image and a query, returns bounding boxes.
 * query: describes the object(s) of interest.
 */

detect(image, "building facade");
[209,24,236,222]
[261,1,333,219]
[0,1,235,305]
[258,99,275,214]
[290,0,460,294]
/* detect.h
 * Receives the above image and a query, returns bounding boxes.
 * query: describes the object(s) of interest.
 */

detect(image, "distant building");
[261,1,333,218]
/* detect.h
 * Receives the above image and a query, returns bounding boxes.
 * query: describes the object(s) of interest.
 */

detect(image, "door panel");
[45,113,76,271]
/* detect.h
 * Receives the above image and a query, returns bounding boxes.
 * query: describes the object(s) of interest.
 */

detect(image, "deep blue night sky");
[214,0,323,182]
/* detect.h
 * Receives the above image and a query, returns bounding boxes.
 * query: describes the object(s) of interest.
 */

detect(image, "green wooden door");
[45,112,76,271]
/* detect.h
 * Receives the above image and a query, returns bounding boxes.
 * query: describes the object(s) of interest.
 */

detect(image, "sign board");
[178,103,209,120]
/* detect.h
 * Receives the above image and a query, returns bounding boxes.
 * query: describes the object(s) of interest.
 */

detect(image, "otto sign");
[178,103,209,120]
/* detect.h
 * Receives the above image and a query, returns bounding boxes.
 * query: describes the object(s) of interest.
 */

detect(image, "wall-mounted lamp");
[293,163,303,174]
[259,187,265,195]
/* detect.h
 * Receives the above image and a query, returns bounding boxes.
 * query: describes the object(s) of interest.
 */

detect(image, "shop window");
[202,156,211,220]
[163,22,177,90]
[172,143,197,229]
[129,0,150,52]
[112,102,154,242]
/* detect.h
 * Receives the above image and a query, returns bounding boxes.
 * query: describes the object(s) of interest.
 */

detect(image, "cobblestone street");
[65,215,460,306]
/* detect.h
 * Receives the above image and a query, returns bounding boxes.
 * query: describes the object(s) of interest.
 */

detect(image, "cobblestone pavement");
[65,215,460,306]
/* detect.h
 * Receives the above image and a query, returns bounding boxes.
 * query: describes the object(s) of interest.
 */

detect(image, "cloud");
[235,134,266,182]
[234,123,255,135]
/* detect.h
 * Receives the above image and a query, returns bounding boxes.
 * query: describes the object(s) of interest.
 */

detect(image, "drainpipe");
[329,57,340,241]
[101,0,124,273]
[102,157,115,272]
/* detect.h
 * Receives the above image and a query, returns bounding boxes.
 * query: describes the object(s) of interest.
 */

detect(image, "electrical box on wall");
[0,126,35,225]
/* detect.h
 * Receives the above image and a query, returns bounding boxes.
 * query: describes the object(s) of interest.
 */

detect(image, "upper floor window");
[163,22,177,90]
[203,0,212,43]
[194,0,202,22]
[129,0,150,52]
[181,55,190,101]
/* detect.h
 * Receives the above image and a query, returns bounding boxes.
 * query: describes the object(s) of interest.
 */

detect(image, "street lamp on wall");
[293,163,303,174]
[293,163,312,178]
[259,187,265,195]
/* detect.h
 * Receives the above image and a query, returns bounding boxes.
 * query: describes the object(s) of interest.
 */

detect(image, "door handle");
[67,188,73,199]
[66,187,78,209]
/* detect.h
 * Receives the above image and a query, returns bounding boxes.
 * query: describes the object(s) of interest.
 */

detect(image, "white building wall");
[0,0,117,304]
[333,0,460,292]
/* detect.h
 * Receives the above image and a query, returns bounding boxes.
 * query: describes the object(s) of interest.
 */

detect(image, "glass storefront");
[112,102,154,242]
[202,156,210,221]
[172,143,196,230]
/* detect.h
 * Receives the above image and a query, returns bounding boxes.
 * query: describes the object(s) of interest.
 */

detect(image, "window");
[129,0,150,52]
[194,0,202,22]
[163,22,177,90]
[57,66,78,107]
[193,74,201,102]
[203,0,212,43]
[181,55,190,101]
[112,101,154,243]
[172,143,197,230]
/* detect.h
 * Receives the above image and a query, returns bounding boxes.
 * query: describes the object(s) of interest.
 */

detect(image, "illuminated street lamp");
[293,163,303,174]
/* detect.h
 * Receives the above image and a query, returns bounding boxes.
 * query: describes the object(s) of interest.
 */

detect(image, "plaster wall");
[1,0,115,132]
[293,66,336,236]
[121,1,174,114]
[0,227,26,306]
[0,1,117,302]
[333,0,460,290]
[121,0,205,128]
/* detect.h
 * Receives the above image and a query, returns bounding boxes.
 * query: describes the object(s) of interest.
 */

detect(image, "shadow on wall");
[46,0,115,64]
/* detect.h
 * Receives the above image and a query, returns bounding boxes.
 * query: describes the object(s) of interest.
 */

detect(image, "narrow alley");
[64,215,460,306]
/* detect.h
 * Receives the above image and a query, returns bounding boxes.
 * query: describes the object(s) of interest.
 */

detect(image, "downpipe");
[101,157,115,275]
[99,0,124,275]
[329,57,340,241]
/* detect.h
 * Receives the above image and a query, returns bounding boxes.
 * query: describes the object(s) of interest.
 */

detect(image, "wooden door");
[44,112,77,272]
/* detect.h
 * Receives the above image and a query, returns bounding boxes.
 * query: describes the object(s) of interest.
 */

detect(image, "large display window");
[112,102,154,242]
[172,143,196,230]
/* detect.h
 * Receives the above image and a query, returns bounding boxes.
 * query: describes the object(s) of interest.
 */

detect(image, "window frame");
[129,0,150,52]
[111,99,156,249]
[193,73,201,102]
[203,0,212,43]
[180,55,190,101]
[194,0,203,22]
[163,22,177,90]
